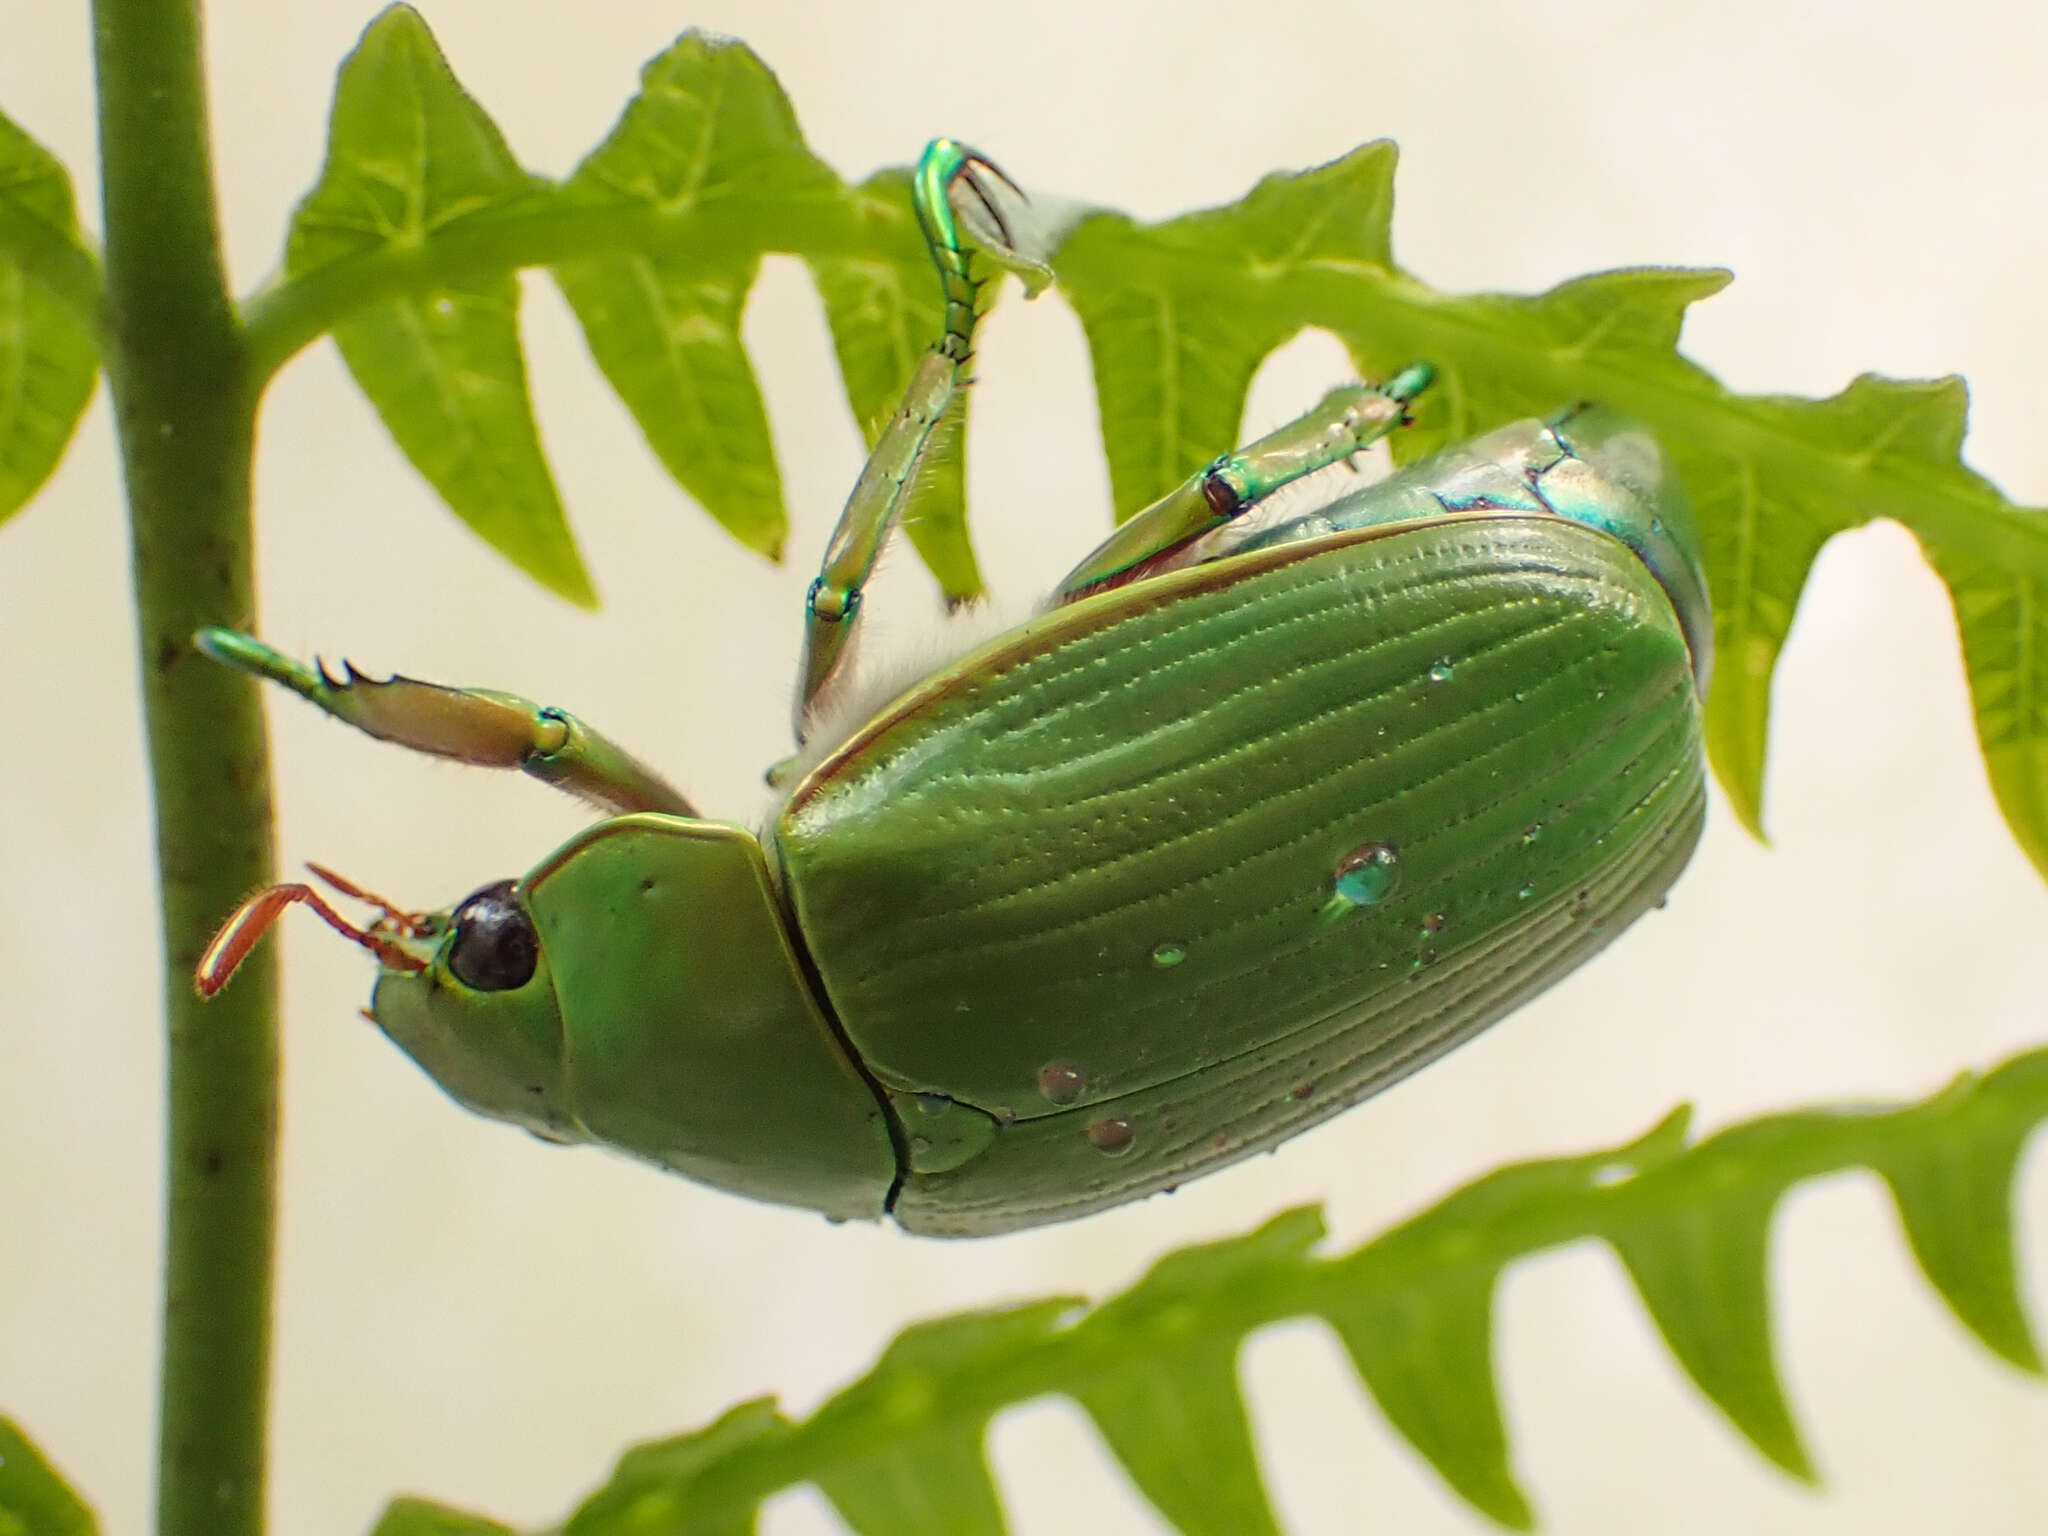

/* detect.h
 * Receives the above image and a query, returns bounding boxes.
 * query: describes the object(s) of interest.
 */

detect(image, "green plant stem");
[91,2,275,1536]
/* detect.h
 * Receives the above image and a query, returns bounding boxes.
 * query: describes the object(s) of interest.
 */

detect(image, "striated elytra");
[195,142,1709,1236]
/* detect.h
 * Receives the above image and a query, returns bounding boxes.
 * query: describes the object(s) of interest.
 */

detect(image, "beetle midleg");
[793,139,1030,739]
[1054,362,1436,601]
[193,627,695,817]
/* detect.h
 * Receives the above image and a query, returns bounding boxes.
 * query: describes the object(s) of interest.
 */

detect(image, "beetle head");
[371,816,905,1219]
[366,878,581,1143]
[195,864,580,1141]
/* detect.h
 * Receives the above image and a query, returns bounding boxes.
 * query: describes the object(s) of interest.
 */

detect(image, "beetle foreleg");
[194,628,696,817]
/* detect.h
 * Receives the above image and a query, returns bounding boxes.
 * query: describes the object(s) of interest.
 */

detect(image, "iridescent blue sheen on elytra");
[1235,404,1713,691]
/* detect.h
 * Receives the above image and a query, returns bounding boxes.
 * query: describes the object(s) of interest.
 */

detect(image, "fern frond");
[360,1047,2047,1535]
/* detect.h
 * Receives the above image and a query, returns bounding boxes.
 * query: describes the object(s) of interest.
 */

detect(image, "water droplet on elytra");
[1036,1060,1086,1106]
[1320,841,1400,920]
[1087,1116,1136,1155]
[1150,941,1187,968]
[1517,883,1536,901]
[1521,823,1544,844]
[1427,659,1454,683]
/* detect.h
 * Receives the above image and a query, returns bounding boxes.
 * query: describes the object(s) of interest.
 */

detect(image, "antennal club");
[194,866,430,998]
[304,860,431,936]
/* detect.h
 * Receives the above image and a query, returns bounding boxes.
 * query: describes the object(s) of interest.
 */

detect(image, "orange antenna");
[194,866,429,998]
[304,860,430,936]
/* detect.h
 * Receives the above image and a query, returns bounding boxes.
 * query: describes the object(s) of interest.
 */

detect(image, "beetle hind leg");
[194,628,696,817]
[1055,363,1436,601]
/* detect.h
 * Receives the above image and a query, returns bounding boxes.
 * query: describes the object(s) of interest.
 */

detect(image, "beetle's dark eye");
[446,880,539,992]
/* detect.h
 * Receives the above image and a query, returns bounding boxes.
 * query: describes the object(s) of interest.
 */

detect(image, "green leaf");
[286,5,593,606]
[1326,1266,1527,1527]
[1874,1067,2048,1374]
[554,32,844,560]
[368,1498,516,1536]
[1073,1339,1277,1536]
[809,169,983,604]
[543,1053,2047,1536]
[549,32,844,223]
[812,1302,1075,1536]
[1687,374,1972,844]
[1682,441,1832,842]
[1071,1213,1317,1536]
[816,1433,1007,1536]
[1924,542,2048,881]
[0,110,98,526]
[1607,1128,1814,1481]
[555,254,781,555]
[1321,1110,1690,1527]
[0,1416,98,1536]
[563,1399,789,1536]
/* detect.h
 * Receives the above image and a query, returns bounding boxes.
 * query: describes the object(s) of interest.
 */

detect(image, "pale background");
[3,1,2046,1532]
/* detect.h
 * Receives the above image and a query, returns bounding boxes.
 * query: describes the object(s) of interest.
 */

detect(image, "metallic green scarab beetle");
[197,141,1710,1237]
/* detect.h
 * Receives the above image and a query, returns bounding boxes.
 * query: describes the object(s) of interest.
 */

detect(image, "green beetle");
[197,140,1710,1237]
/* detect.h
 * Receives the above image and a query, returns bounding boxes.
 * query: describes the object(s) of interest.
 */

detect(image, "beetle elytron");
[197,140,1710,1236]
